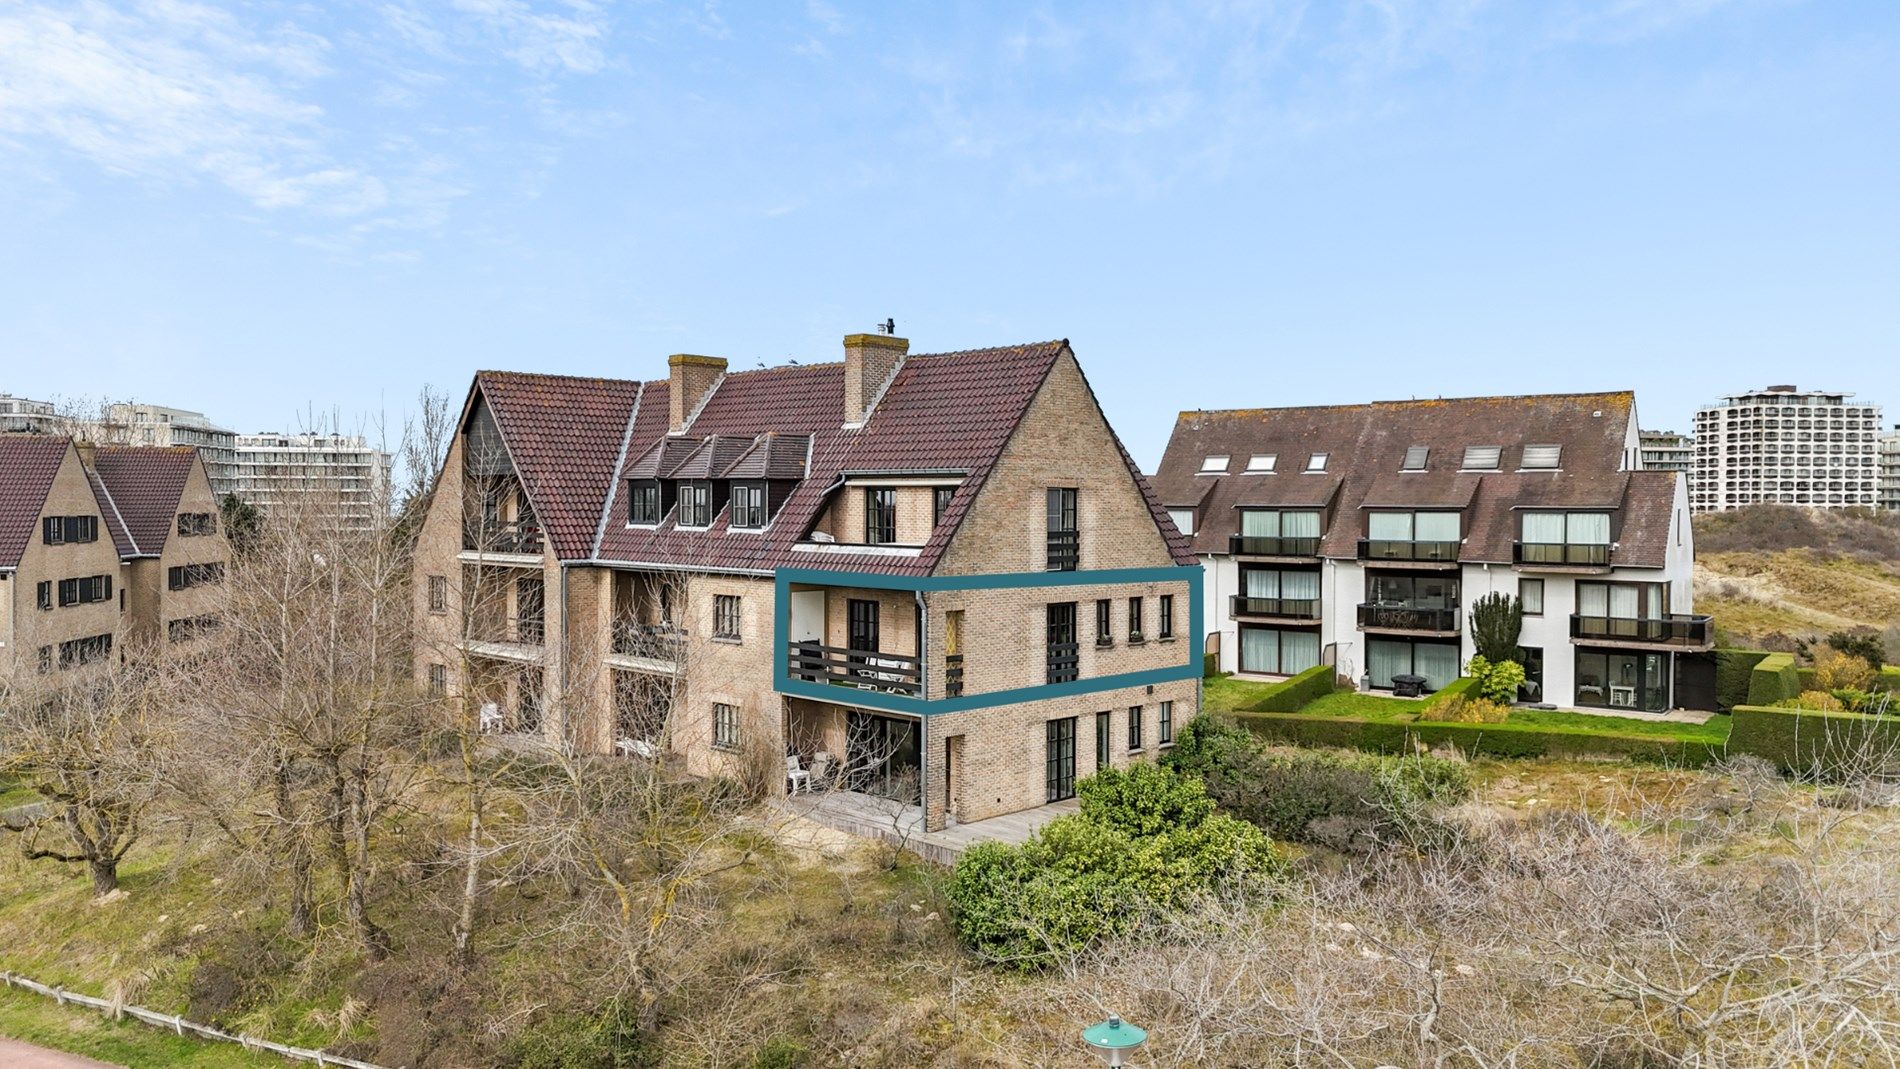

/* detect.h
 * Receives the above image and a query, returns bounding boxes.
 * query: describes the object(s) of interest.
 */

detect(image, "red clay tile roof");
[452,340,1196,574]
[89,446,199,557]
[473,372,643,560]
[84,464,140,558]
[0,435,70,570]
[1153,391,1675,567]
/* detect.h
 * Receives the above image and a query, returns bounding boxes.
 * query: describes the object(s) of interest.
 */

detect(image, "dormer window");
[1245,453,1276,473]
[1402,446,1429,471]
[730,482,767,529]
[627,480,663,524]
[1199,455,1230,474]
[1521,444,1561,469]
[678,481,712,528]
[1304,453,1329,473]
[1461,446,1502,470]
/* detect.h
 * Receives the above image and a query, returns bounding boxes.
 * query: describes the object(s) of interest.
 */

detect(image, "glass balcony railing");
[1514,542,1611,567]
[1228,534,1320,557]
[1569,614,1713,647]
[1230,595,1321,619]
[1358,604,1461,633]
[1358,538,1460,562]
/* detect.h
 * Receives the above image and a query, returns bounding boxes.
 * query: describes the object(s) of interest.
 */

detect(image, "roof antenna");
[877,317,896,335]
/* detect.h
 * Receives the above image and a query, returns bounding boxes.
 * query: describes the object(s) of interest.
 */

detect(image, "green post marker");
[1082,1014,1147,1066]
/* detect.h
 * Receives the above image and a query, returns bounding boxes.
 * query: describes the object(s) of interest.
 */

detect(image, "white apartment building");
[1690,386,1882,513]
[1638,429,1694,473]
[1881,427,1900,512]
[0,393,60,434]
[234,432,392,528]
[1154,392,1711,714]
[99,403,239,498]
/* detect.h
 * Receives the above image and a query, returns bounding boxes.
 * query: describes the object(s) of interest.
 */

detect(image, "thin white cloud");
[0,1,380,212]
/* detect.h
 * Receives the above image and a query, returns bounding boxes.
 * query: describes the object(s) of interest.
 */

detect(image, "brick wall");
[151,459,231,649]
[4,448,124,679]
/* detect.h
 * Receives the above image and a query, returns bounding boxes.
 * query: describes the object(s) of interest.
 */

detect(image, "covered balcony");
[1229,594,1321,624]
[1514,541,1612,570]
[1227,534,1320,559]
[1570,613,1714,650]
[1358,538,1460,565]
[1357,603,1462,637]
[607,570,685,673]
[783,583,922,699]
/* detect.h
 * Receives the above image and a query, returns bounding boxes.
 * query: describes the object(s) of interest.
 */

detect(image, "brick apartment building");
[412,333,1201,831]
[0,435,230,678]
[1153,392,1712,713]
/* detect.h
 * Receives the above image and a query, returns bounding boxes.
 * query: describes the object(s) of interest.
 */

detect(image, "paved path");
[0,1036,124,1068]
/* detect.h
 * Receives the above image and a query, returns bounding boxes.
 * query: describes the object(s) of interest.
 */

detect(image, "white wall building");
[235,432,393,529]
[1881,426,1900,513]
[1689,386,1882,512]
[0,392,60,434]
[1638,429,1694,473]
[98,403,239,498]
[1153,391,1711,713]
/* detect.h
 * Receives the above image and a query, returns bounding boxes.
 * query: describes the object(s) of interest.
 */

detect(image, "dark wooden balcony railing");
[1046,641,1079,684]
[788,640,922,696]
[1358,538,1460,562]
[1230,595,1321,620]
[1228,534,1320,557]
[464,520,544,555]
[612,621,685,660]
[1569,614,1713,647]
[945,653,965,698]
[1514,542,1611,567]
[1046,529,1079,571]
[1358,604,1461,633]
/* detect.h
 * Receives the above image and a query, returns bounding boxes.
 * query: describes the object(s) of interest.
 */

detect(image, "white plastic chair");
[479,702,504,733]
[786,754,811,794]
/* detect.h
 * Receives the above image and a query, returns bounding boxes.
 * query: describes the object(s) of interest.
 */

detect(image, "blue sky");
[2,0,1896,468]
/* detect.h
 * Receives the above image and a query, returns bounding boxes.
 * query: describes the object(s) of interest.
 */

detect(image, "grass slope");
[1209,679,1726,742]
[0,987,280,1068]
[1693,506,1900,649]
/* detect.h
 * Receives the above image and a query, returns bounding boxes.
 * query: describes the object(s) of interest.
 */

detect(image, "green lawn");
[0,987,282,1068]
[1210,677,1730,743]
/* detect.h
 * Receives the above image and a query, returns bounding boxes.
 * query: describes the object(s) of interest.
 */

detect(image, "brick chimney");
[843,333,909,426]
[668,354,727,434]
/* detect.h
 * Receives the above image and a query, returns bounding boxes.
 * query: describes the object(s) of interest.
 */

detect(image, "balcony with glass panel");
[1232,567,1322,626]
[1229,509,1322,560]
[1514,511,1612,572]
[1358,511,1461,567]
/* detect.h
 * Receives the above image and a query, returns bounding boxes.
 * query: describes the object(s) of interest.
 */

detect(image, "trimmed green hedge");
[1203,651,1219,678]
[1715,649,1771,711]
[1247,664,1339,713]
[1729,704,1900,774]
[1421,675,1478,708]
[1746,653,1802,707]
[1232,710,1725,766]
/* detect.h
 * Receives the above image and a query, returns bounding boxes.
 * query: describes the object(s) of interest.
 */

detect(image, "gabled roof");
[472,372,644,560]
[89,446,199,557]
[1153,391,1672,567]
[0,435,70,570]
[443,339,1195,574]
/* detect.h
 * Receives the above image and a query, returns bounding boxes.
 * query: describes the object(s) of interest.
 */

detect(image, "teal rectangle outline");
[773,564,1203,716]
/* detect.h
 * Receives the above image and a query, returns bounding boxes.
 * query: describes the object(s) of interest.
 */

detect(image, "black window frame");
[1518,577,1545,616]
[36,581,52,611]
[1046,602,1079,684]
[42,515,98,546]
[1127,705,1143,751]
[1127,596,1144,642]
[729,482,767,529]
[1158,701,1174,746]
[627,479,663,524]
[1095,598,1112,646]
[1046,487,1079,571]
[713,594,742,640]
[58,574,111,607]
[677,481,713,528]
[1095,711,1111,770]
[168,562,226,591]
[712,702,739,751]
[864,487,897,545]
[1046,717,1077,802]
[428,575,448,614]
[933,486,956,526]
[1159,594,1174,639]
[429,663,448,696]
